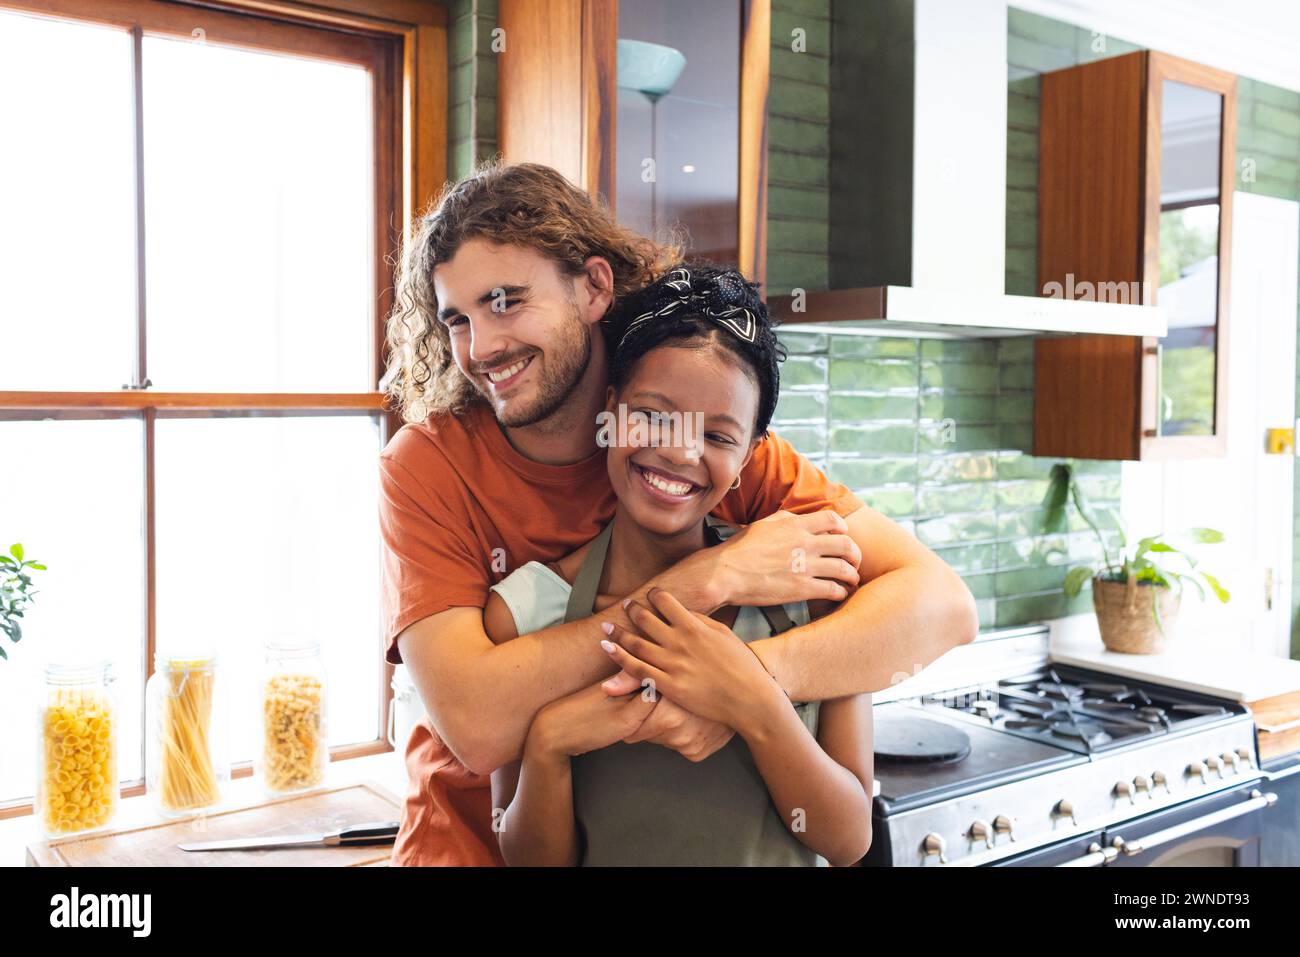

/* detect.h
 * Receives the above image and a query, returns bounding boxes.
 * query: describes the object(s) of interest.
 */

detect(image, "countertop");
[1050,616,1300,702]
[0,749,408,867]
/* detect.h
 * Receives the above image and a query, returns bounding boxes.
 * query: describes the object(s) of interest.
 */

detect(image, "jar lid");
[154,651,218,671]
[264,636,321,657]
[45,659,114,683]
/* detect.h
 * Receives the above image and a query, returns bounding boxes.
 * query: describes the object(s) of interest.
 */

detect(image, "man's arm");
[397,510,861,775]
[747,503,980,699]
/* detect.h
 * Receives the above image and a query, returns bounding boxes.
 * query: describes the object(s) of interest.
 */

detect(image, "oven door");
[1103,780,1278,867]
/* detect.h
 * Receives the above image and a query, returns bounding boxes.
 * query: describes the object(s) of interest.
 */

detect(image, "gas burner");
[1050,719,1110,748]
[1037,680,1085,701]
[1172,703,1229,718]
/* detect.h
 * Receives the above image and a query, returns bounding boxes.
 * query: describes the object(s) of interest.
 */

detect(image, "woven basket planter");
[1092,575,1181,654]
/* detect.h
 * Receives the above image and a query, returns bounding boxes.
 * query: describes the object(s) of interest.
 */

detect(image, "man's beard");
[483,304,592,429]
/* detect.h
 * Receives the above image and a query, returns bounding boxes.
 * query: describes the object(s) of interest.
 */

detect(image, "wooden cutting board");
[27,780,402,867]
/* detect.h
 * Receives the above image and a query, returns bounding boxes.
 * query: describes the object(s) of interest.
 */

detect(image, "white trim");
[1011,0,1300,93]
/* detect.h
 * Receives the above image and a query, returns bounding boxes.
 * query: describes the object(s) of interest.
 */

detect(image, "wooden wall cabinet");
[497,0,770,285]
[1034,50,1236,461]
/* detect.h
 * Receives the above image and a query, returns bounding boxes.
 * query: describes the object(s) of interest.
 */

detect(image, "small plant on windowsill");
[1,543,46,661]
[1042,464,1230,654]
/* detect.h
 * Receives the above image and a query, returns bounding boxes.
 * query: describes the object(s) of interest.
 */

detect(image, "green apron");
[565,517,822,866]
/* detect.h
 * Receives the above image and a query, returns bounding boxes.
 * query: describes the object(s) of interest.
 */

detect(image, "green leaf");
[26,562,45,571]
[0,555,14,565]
[1182,574,1206,601]
[9,543,23,561]
[1063,566,1094,598]
[1189,527,1225,544]
[1201,572,1230,603]
[8,620,20,643]
[0,644,7,659]
[1041,464,1072,533]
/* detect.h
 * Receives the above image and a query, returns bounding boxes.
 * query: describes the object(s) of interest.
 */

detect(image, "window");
[0,0,417,812]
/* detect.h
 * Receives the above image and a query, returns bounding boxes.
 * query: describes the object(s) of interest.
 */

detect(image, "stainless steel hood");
[767,0,1166,340]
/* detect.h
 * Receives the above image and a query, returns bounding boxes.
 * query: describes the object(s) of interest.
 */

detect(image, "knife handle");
[335,821,401,846]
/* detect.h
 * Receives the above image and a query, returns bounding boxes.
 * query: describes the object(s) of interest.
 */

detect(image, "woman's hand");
[529,680,658,759]
[599,588,788,737]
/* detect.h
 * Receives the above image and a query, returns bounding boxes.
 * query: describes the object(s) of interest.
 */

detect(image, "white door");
[1122,190,1299,657]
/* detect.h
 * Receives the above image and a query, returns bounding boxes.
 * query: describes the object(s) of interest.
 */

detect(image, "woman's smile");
[630,460,708,506]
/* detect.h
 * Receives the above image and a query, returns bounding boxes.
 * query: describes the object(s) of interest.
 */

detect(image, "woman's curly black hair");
[602,262,786,438]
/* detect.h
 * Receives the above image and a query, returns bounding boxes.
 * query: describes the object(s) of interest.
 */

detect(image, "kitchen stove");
[864,626,1280,867]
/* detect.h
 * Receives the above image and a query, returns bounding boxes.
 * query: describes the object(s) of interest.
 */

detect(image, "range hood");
[767,0,1166,340]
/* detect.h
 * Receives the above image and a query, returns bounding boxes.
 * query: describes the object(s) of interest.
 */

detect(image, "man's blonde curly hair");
[383,161,681,423]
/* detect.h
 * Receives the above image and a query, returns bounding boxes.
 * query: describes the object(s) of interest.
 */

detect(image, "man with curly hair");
[380,161,978,865]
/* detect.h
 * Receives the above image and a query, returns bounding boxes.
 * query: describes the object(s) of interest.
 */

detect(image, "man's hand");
[700,509,862,610]
[600,670,735,761]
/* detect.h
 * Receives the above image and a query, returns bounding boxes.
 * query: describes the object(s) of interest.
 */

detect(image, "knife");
[178,821,400,852]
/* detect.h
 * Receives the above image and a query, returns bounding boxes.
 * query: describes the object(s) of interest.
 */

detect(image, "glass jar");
[145,653,229,817]
[37,660,118,838]
[389,663,420,751]
[257,638,328,794]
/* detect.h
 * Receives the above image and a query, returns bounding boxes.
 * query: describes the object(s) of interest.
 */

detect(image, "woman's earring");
[730,476,741,491]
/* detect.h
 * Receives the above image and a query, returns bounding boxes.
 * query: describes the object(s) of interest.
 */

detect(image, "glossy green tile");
[830,394,918,421]
[962,572,997,599]
[920,340,999,363]
[997,535,1069,569]
[830,358,918,391]
[918,452,997,483]
[919,392,998,421]
[917,482,996,517]
[831,423,917,455]
[920,361,999,390]
[933,543,998,575]
[861,486,916,518]
[830,337,918,358]
[918,422,1000,453]
[995,565,1067,596]
[828,457,917,488]
[775,424,827,457]
[773,392,827,422]
[776,330,828,355]
[780,355,828,389]
[914,513,1000,548]
[995,591,1066,627]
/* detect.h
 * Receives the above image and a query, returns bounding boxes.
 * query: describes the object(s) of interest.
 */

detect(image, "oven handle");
[1057,842,1119,867]
[1111,789,1277,859]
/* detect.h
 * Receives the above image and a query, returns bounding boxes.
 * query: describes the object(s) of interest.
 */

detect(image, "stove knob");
[1221,752,1240,774]
[1152,770,1170,792]
[1235,747,1254,768]
[968,820,992,849]
[922,832,948,865]
[1186,761,1207,784]
[1205,755,1222,776]
[1133,774,1153,798]
[1052,799,1077,825]
[1113,780,1135,804]
[993,815,1016,842]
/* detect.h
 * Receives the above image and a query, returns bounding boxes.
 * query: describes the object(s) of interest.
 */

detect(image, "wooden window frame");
[0,0,447,818]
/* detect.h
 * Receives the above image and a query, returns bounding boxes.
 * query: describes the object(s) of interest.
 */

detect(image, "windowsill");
[0,749,409,867]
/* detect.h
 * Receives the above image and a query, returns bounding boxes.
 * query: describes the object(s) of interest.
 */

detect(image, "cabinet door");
[614,0,769,282]
[1139,53,1236,458]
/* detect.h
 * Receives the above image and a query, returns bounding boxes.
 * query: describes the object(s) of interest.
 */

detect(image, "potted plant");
[1042,464,1229,654]
[1,543,45,661]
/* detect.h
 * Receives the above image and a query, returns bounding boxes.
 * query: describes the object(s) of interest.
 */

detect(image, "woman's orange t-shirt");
[379,401,862,866]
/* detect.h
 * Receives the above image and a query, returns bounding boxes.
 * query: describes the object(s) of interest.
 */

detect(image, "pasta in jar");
[257,638,328,794]
[38,663,118,837]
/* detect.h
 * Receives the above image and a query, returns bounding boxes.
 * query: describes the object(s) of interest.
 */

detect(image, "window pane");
[143,37,374,392]
[0,12,136,390]
[154,416,382,759]
[0,419,146,803]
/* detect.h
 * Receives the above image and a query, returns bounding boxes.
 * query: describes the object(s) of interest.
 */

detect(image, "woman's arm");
[491,682,660,866]
[741,691,874,866]
[491,736,580,867]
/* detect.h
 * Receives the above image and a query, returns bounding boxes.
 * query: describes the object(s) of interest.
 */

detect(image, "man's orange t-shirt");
[379,401,863,866]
